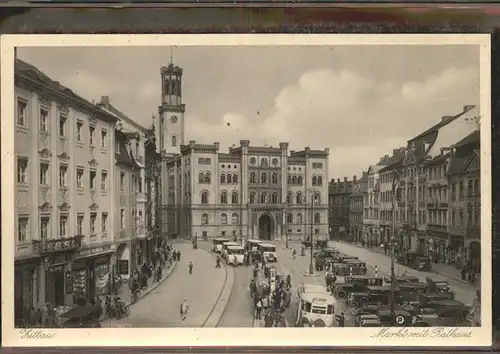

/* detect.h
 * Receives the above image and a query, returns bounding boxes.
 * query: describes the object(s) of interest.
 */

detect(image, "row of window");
[250,172,280,184]
[17,212,109,242]
[286,212,321,224]
[17,99,109,149]
[119,171,143,193]
[198,190,322,205]
[17,158,109,190]
[250,157,279,167]
[201,213,239,225]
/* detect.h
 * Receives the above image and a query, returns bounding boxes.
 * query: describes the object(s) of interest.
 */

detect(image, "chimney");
[337,178,340,183]
[214,142,220,150]
[353,175,357,182]
[344,177,347,182]
[101,96,110,106]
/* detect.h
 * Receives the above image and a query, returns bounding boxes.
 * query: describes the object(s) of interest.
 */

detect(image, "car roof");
[227,245,244,250]
[214,237,229,241]
[398,282,427,288]
[223,241,239,245]
[247,239,263,243]
[259,243,276,247]
[428,299,465,306]
[300,283,329,293]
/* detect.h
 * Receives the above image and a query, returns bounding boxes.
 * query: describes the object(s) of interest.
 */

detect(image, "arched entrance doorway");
[258,214,273,240]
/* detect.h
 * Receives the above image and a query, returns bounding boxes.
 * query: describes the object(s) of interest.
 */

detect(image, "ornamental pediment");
[58,152,70,161]
[89,159,98,167]
[89,203,99,211]
[38,148,52,159]
[59,202,71,212]
[39,202,52,213]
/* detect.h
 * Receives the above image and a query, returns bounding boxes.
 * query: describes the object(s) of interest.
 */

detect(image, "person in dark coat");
[216,257,221,268]
[177,250,182,261]
[264,310,274,327]
[189,261,193,275]
[336,312,345,327]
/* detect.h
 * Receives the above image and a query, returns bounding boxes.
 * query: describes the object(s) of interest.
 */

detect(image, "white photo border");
[1,33,492,347]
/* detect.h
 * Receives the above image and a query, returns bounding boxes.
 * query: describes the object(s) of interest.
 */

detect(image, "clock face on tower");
[170,116,178,123]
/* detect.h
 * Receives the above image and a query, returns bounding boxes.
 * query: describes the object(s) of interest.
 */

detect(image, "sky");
[17,45,480,179]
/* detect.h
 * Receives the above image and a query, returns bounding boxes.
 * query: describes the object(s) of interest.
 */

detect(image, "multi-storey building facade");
[363,160,388,247]
[113,129,141,277]
[447,130,480,270]
[377,148,406,247]
[156,60,329,242]
[349,173,366,243]
[97,96,158,270]
[328,177,352,241]
[399,105,478,253]
[14,59,118,325]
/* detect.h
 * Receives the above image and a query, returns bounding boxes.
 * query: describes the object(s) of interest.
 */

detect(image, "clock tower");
[158,61,185,155]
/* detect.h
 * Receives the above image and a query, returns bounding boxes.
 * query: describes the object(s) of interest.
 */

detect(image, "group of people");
[250,263,292,327]
[128,243,179,304]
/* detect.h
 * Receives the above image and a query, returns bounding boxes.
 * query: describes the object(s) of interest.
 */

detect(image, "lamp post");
[308,191,319,275]
[390,168,401,325]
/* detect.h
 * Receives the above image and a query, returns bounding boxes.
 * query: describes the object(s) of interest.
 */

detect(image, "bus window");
[303,302,312,312]
[311,306,327,315]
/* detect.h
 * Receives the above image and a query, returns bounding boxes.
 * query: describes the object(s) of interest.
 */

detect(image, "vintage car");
[419,293,456,307]
[333,282,369,299]
[258,243,278,263]
[336,254,360,263]
[345,276,384,287]
[314,247,339,258]
[356,314,382,327]
[413,300,471,327]
[367,285,397,306]
[397,251,431,270]
[383,275,420,285]
[347,291,371,308]
[398,282,428,308]
[330,262,352,277]
[344,260,367,275]
[426,276,455,299]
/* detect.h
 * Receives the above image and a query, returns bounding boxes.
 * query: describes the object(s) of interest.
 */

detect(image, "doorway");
[258,214,273,240]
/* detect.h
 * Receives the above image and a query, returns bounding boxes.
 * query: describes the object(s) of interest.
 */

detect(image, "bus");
[226,245,245,266]
[258,243,278,262]
[295,283,336,327]
[212,237,230,253]
[221,241,240,259]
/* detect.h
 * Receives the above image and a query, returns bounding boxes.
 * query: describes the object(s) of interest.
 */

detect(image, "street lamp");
[308,190,319,275]
[390,168,401,326]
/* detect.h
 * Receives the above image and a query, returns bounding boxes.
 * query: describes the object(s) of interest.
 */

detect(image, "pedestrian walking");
[180,298,190,321]
[255,298,262,319]
[177,250,182,261]
[189,261,193,275]
[374,265,378,277]
[216,257,221,268]
[292,249,296,259]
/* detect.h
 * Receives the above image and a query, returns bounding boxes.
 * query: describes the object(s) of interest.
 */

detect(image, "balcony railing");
[33,235,83,254]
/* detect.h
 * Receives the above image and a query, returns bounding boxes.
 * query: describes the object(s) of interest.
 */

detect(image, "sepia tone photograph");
[1,34,491,347]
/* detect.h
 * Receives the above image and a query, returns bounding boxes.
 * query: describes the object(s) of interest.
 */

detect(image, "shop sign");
[76,244,112,258]
[48,264,65,273]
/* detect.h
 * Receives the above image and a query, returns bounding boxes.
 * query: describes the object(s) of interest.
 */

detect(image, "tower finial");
[170,46,173,64]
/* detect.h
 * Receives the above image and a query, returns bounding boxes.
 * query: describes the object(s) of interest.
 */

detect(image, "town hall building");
[155,61,330,242]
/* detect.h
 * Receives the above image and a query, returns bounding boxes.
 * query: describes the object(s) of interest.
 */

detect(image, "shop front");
[14,255,41,326]
[71,244,114,304]
[449,236,465,266]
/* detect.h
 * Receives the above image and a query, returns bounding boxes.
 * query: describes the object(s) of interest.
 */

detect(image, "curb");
[100,261,178,322]
[127,261,179,307]
[200,245,235,327]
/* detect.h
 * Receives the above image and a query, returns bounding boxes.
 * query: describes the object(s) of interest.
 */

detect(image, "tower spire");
[170,46,173,64]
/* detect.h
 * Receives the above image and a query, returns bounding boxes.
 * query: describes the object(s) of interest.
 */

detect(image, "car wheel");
[337,290,347,299]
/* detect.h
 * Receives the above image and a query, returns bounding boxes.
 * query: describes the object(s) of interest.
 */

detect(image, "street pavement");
[199,241,255,328]
[328,240,477,305]
[101,242,226,327]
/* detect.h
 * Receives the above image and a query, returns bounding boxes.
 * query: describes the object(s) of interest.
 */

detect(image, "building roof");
[115,130,137,168]
[454,130,480,148]
[15,59,118,124]
[408,106,474,143]
[447,131,481,175]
